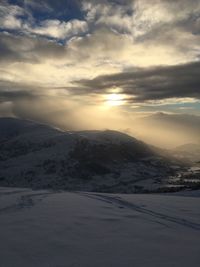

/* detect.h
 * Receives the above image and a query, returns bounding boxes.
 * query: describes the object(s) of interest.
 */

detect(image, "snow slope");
[0,118,179,192]
[0,187,199,267]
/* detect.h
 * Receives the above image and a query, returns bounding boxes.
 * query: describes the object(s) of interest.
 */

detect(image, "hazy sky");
[0,0,200,147]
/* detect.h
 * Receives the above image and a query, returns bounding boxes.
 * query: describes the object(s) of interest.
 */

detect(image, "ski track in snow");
[79,192,200,230]
[1,188,200,231]
[0,190,53,215]
[0,187,200,267]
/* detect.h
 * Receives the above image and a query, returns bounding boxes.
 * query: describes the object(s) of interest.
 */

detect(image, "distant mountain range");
[0,117,182,193]
[172,143,200,163]
[134,112,200,148]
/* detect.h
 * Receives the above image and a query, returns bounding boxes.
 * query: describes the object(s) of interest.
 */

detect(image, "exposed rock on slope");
[0,118,178,192]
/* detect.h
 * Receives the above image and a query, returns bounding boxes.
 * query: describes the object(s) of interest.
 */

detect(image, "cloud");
[0,79,132,132]
[132,0,200,36]
[0,76,199,148]
[82,0,200,38]
[82,0,133,34]
[27,19,88,39]
[0,1,88,40]
[0,0,200,148]
[75,61,200,102]
[0,32,67,64]
[0,80,42,103]
[0,1,25,30]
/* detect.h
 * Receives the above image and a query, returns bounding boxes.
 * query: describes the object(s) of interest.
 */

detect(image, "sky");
[0,0,200,147]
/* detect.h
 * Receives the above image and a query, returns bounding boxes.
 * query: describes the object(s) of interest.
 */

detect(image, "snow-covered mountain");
[173,143,200,163]
[0,118,180,192]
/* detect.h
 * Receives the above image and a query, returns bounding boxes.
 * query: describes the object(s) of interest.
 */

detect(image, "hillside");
[0,118,179,192]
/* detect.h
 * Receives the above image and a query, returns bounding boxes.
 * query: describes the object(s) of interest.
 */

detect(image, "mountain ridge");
[0,117,181,192]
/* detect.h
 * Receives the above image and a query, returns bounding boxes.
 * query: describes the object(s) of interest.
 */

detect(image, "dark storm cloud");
[75,61,200,102]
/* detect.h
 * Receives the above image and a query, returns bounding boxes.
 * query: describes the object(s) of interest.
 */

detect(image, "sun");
[105,93,125,106]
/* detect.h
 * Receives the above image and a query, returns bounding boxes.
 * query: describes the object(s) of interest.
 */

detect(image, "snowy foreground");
[0,187,200,267]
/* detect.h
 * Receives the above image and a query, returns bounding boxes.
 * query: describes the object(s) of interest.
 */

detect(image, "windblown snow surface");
[0,187,200,267]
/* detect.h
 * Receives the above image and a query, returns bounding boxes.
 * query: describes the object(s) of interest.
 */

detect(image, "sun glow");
[105,93,125,106]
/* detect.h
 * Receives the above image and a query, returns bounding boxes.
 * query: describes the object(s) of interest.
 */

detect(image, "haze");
[0,0,200,148]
